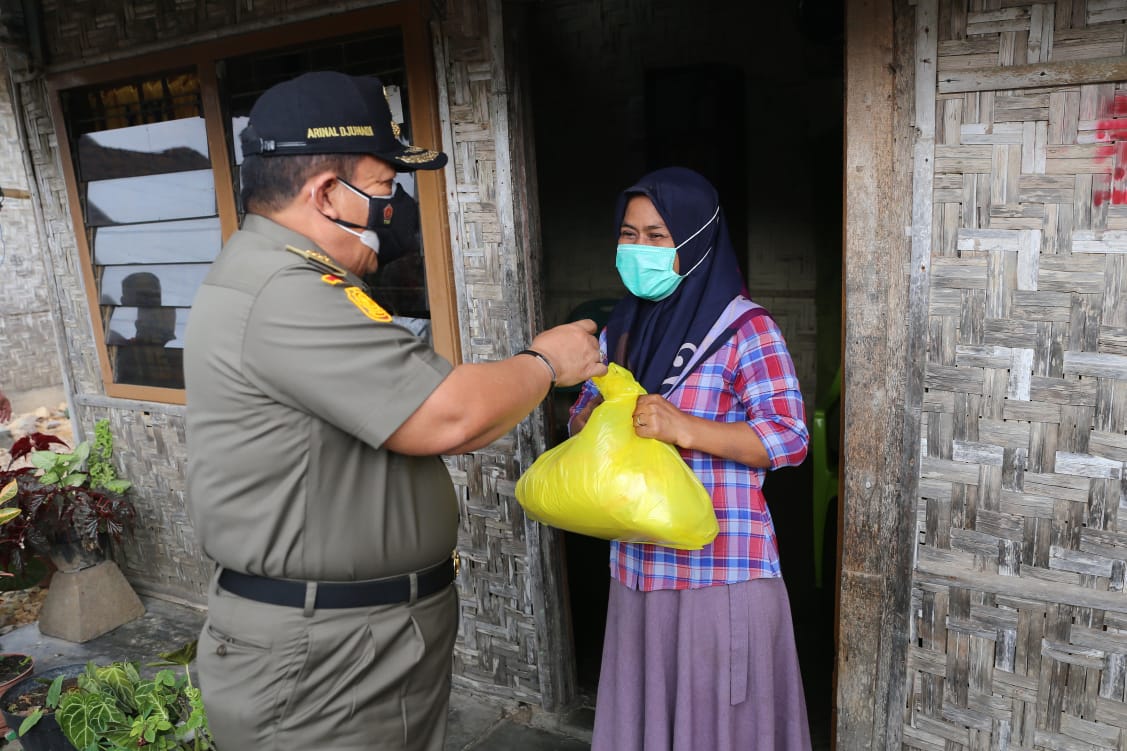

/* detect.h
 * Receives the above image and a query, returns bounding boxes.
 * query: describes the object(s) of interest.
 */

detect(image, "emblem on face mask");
[345,286,393,323]
[383,204,393,224]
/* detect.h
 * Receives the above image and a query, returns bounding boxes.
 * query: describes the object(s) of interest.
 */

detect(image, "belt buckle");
[452,549,461,577]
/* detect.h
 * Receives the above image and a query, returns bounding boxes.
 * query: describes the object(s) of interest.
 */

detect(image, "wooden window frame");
[46,0,459,405]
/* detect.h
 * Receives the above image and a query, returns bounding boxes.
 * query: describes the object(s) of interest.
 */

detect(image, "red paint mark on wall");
[1091,127,1127,142]
[1112,141,1127,205]
[1093,94,1127,205]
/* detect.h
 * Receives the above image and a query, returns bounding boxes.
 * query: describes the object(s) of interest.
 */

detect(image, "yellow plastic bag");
[515,363,719,549]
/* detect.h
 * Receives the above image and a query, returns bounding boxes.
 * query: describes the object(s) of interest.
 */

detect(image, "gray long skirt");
[591,577,811,751]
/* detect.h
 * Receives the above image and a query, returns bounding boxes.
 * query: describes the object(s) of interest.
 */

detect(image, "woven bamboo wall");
[904,2,1127,749]
[37,0,395,62]
[81,400,212,601]
[434,0,551,702]
[0,51,61,394]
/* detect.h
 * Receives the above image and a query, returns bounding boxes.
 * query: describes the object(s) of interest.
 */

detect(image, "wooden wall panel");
[839,0,917,746]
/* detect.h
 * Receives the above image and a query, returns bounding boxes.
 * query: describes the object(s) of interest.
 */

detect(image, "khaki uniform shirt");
[184,215,457,581]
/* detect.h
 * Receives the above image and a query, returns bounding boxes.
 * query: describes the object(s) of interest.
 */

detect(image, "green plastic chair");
[811,366,840,588]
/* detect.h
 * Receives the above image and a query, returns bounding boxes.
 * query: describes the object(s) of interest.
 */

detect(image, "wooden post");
[838,0,920,748]
[0,187,31,200]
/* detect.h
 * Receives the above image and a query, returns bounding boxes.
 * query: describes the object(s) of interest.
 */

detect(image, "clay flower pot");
[0,663,84,751]
[0,654,34,736]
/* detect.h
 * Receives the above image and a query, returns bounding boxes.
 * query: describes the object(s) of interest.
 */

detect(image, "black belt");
[218,557,456,609]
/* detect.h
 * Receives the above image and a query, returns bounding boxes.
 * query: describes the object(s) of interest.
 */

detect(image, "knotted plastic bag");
[515,363,718,549]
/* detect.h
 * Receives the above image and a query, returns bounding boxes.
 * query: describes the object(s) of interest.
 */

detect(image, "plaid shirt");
[569,300,808,591]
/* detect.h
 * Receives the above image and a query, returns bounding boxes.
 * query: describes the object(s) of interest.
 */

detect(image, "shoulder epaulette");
[284,244,348,277]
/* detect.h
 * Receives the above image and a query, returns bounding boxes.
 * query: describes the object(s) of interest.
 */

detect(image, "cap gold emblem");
[397,147,442,164]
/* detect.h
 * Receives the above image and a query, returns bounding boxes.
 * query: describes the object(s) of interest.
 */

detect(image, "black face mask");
[332,178,421,264]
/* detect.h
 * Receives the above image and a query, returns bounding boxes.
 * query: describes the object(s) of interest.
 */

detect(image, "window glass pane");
[364,245,429,317]
[231,116,249,166]
[93,218,222,265]
[78,117,210,181]
[66,73,201,137]
[106,306,189,389]
[86,170,216,226]
[106,307,188,349]
[62,70,214,393]
[113,347,185,389]
[99,265,210,308]
[222,33,430,320]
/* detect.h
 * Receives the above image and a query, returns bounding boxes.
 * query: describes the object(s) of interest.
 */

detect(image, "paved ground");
[0,593,592,750]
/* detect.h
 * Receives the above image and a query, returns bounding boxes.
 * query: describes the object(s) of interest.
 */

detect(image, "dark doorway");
[562,531,610,695]
[518,1,843,745]
[644,64,748,251]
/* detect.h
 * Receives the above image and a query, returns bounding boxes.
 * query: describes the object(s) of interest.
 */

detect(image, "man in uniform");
[183,71,605,750]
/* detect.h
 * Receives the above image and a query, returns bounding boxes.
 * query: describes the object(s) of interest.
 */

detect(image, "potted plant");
[0,420,144,643]
[0,653,35,735]
[3,642,215,751]
[0,420,137,576]
[0,663,83,751]
[0,654,34,699]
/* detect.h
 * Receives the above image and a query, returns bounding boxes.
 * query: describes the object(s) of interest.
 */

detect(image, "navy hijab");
[605,167,745,395]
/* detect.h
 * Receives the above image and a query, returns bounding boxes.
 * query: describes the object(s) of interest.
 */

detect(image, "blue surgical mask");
[615,206,719,301]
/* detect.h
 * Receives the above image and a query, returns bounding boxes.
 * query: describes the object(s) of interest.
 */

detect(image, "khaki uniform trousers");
[198,567,459,750]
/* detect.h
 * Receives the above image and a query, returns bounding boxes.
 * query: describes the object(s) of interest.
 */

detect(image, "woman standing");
[569,167,811,751]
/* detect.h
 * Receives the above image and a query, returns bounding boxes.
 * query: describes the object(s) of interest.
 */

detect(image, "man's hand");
[528,319,607,388]
[0,391,10,424]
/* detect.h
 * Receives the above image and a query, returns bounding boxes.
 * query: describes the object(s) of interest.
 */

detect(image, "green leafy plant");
[0,420,137,575]
[0,480,22,578]
[7,641,215,750]
[0,479,21,527]
[88,420,132,496]
[30,441,90,488]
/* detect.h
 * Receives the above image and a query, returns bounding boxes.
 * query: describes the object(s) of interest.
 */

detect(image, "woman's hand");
[631,394,690,445]
[633,394,771,467]
[569,395,603,435]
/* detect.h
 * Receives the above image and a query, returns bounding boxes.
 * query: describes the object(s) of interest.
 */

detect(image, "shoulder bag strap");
[663,305,774,396]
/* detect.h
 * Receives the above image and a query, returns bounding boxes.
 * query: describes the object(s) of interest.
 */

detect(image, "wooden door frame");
[837,0,920,748]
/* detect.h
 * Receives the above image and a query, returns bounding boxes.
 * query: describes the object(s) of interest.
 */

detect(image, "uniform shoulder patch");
[321,274,345,286]
[345,286,393,323]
